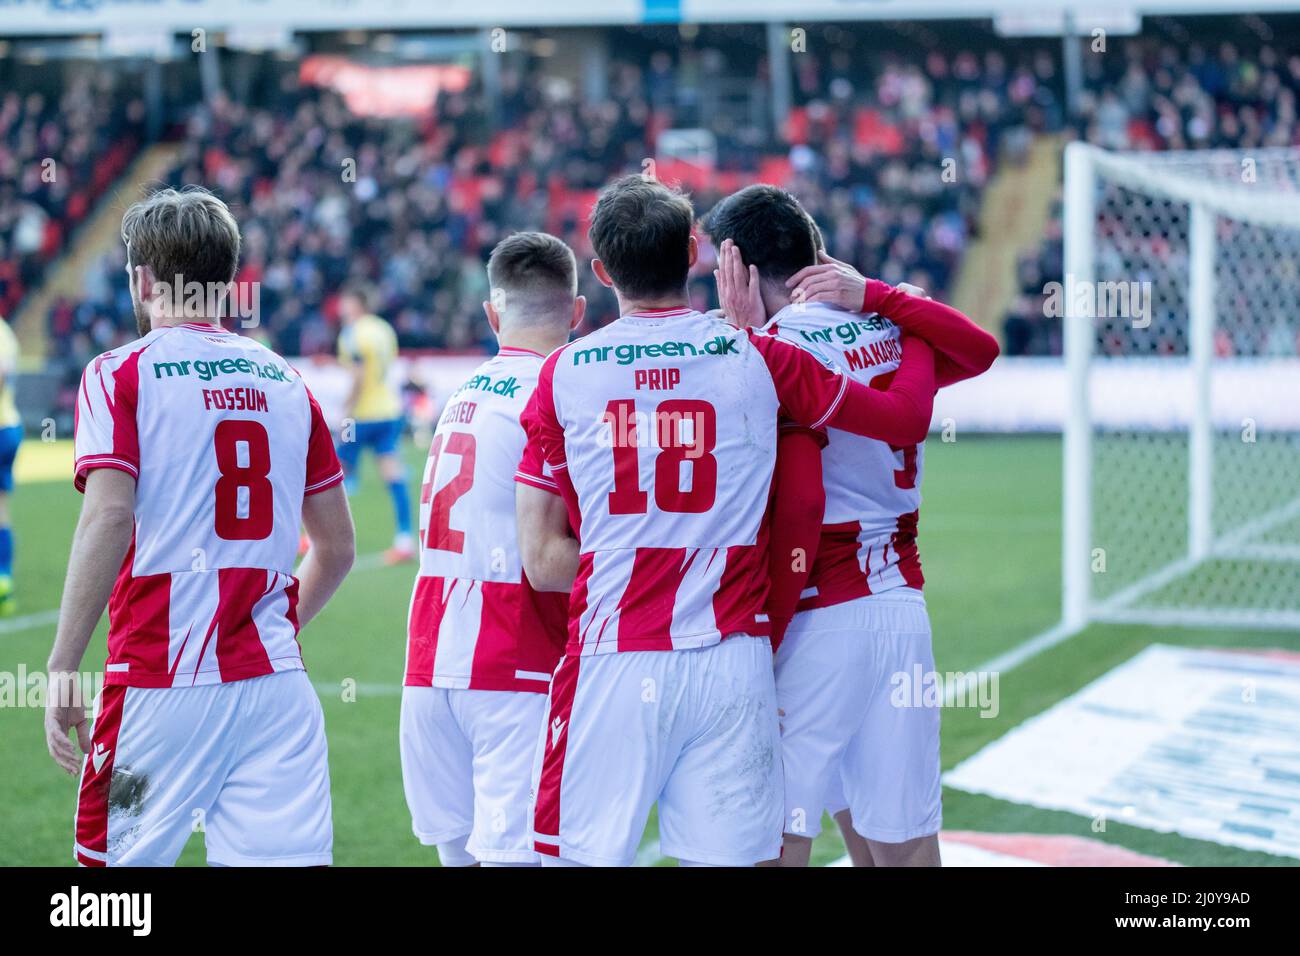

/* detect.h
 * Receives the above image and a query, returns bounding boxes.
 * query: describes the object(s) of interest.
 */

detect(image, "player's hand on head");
[786,249,868,312]
[897,282,931,299]
[45,676,91,775]
[713,239,765,329]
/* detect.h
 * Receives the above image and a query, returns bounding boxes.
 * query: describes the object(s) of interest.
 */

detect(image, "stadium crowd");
[40,29,1060,371]
[0,72,143,323]
[1008,36,1300,356]
[14,19,1300,375]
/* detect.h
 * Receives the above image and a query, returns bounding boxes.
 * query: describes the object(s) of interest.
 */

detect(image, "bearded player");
[45,187,355,866]
[400,232,582,867]
[704,184,999,866]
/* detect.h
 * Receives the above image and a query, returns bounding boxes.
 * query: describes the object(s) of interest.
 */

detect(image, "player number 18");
[604,398,718,515]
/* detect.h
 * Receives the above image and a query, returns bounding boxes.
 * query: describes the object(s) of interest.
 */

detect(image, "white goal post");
[1062,143,1300,634]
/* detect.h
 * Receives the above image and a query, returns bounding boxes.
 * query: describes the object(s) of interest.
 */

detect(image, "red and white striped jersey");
[765,302,925,609]
[73,322,344,688]
[405,348,568,694]
[518,307,850,656]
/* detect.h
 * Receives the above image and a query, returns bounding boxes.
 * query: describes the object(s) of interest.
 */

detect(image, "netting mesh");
[1084,148,1300,628]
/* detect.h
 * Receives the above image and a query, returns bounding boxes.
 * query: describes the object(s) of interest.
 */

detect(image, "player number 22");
[423,432,477,553]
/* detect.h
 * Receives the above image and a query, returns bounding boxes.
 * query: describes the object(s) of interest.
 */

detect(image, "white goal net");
[1062,144,1300,632]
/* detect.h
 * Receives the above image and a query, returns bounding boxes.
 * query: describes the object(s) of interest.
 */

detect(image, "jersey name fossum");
[767,302,924,609]
[73,323,344,688]
[405,348,568,694]
[520,308,850,656]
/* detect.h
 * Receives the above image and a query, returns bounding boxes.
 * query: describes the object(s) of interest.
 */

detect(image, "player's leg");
[830,785,875,867]
[531,653,677,867]
[334,420,364,495]
[398,685,477,865]
[459,688,546,867]
[868,832,941,867]
[204,671,333,866]
[771,615,870,866]
[833,810,877,866]
[658,635,783,867]
[74,684,232,867]
[373,418,414,562]
[0,423,22,616]
[841,592,942,867]
[0,490,12,616]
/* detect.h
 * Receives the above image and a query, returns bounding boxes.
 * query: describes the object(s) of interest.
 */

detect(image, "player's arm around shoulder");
[786,251,999,385]
[767,427,826,649]
[748,326,932,446]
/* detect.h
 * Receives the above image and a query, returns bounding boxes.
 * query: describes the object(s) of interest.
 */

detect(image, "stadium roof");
[3,0,1298,37]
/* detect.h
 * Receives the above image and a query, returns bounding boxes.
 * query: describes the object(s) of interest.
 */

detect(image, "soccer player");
[336,285,414,563]
[0,313,22,616]
[514,175,939,867]
[400,232,582,867]
[43,187,356,866]
[703,184,999,867]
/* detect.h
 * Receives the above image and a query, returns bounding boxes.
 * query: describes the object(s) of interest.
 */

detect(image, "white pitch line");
[942,620,1081,707]
[937,489,1300,703]
[0,608,61,635]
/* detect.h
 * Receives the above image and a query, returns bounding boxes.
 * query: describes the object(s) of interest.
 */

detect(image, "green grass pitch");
[0,435,1293,866]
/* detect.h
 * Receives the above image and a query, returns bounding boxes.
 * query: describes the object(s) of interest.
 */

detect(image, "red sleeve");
[73,350,143,493]
[862,279,999,387]
[766,428,825,652]
[748,330,850,430]
[519,352,568,471]
[825,336,935,445]
[514,427,560,497]
[518,353,583,535]
[304,387,345,495]
[778,417,829,449]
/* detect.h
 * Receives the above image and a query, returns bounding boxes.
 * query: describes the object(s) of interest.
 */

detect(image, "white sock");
[436,835,477,867]
[480,860,542,868]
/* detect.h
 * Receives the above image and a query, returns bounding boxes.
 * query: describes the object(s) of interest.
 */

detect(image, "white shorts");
[775,590,941,843]
[532,635,782,867]
[399,685,546,864]
[75,670,332,867]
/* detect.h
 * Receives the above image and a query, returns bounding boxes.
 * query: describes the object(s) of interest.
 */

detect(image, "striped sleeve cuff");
[809,373,849,431]
[305,469,346,496]
[74,455,140,493]
[515,470,560,495]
